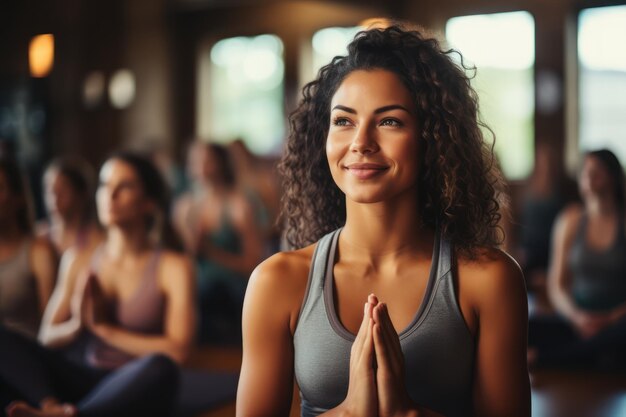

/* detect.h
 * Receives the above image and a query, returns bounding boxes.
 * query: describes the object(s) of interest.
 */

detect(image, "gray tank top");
[294,229,474,417]
[569,215,626,311]
[0,240,40,339]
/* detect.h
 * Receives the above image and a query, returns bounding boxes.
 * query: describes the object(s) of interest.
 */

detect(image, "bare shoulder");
[554,202,583,235]
[457,247,526,312]
[172,192,195,218]
[158,250,194,284]
[229,190,255,222]
[29,236,57,264]
[250,244,313,285]
[246,244,315,331]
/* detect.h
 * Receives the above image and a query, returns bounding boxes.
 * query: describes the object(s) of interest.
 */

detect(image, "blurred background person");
[1,152,195,417]
[39,156,103,259]
[517,141,577,306]
[0,155,57,339]
[173,140,263,344]
[529,148,626,370]
[228,139,282,255]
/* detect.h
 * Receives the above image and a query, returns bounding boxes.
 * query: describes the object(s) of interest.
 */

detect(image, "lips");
[344,162,389,180]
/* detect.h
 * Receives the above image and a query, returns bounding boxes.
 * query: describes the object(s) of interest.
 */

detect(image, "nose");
[349,125,379,155]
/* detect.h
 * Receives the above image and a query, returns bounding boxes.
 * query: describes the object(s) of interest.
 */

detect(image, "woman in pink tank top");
[1,152,196,417]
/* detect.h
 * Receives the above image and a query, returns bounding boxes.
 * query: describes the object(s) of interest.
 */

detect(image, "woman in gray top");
[529,149,626,368]
[0,155,57,339]
[237,25,530,417]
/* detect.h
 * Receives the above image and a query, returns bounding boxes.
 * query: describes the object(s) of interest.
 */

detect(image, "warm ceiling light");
[108,69,136,109]
[359,18,393,30]
[29,34,54,78]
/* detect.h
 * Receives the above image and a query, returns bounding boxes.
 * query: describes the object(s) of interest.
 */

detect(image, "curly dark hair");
[279,25,506,257]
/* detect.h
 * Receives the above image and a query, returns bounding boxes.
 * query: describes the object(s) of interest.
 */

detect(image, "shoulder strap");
[296,229,341,325]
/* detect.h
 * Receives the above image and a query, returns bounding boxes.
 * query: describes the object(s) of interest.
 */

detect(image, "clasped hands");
[70,272,109,336]
[339,294,419,417]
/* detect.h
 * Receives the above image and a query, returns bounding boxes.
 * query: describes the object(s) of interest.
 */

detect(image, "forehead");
[584,156,607,171]
[331,69,415,110]
[100,158,139,180]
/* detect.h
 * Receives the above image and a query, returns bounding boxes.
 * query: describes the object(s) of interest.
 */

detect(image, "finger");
[352,302,371,359]
[381,304,402,352]
[376,304,404,375]
[361,317,374,368]
[383,305,404,375]
[368,293,379,307]
[373,321,389,374]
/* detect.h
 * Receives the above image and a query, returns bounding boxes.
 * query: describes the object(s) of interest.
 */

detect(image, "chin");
[344,191,390,204]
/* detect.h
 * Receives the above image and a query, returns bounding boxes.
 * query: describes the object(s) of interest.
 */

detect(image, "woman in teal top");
[173,142,263,343]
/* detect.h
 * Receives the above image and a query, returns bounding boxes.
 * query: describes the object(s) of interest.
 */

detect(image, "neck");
[49,212,84,232]
[104,224,151,260]
[341,191,428,263]
[587,193,619,217]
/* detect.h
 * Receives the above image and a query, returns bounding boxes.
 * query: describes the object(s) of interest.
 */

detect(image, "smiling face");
[326,69,420,205]
[96,158,154,228]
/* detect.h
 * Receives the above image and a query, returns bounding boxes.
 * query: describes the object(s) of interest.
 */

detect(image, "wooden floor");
[188,345,626,417]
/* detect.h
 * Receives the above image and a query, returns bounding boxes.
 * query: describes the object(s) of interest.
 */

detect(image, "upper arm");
[160,252,196,357]
[547,205,581,299]
[464,252,530,417]
[29,237,59,313]
[237,255,304,417]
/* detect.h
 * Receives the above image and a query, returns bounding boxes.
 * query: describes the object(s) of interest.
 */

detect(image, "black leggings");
[528,314,626,370]
[0,327,179,417]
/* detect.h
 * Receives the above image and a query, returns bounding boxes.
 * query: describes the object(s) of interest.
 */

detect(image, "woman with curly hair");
[237,25,530,417]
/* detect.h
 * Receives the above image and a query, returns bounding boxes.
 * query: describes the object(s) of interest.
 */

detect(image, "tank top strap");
[87,244,105,276]
[434,227,451,279]
[146,248,162,277]
[573,213,588,243]
[296,229,341,326]
[75,222,90,249]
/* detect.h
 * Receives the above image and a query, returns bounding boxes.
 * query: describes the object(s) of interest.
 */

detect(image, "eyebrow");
[331,104,412,114]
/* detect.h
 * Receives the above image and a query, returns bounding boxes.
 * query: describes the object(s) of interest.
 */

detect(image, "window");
[578,5,626,163]
[446,11,535,180]
[311,26,361,78]
[198,34,285,154]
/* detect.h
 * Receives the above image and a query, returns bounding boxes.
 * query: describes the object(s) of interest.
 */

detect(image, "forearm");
[548,283,581,321]
[38,316,81,348]
[92,324,190,364]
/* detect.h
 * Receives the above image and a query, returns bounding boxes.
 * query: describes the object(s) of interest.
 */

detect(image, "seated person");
[173,141,262,343]
[529,149,626,369]
[38,156,103,258]
[0,155,57,339]
[1,153,195,417]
